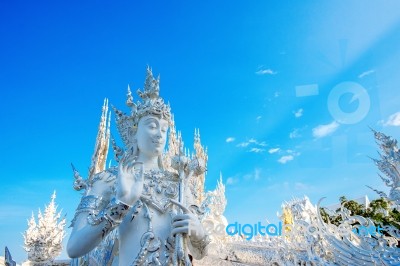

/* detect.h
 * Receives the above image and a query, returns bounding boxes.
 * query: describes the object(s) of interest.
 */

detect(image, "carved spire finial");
[88,98,111,179]
[126,84,134,108]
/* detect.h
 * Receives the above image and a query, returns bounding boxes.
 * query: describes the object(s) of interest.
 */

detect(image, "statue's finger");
[120,152,129,163]
[120,156,129,172]
[172,220,189,228]
[170,199,190,213]
[118,160,124,172]
[172,214,190,222]
[133,162,144,181]
[171,227,189,236]
[118,160,127,178]
[126,161,136,172]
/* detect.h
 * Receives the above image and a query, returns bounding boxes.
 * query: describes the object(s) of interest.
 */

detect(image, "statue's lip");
[152,140,163,145]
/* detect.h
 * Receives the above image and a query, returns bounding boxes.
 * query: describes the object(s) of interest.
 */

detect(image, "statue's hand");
[116,153,144,206]
[170,199,205,242]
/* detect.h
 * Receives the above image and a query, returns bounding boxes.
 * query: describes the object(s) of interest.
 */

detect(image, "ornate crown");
[113,67,172,148]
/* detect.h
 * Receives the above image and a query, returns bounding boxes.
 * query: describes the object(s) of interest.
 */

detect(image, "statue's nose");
[155,132,162,139]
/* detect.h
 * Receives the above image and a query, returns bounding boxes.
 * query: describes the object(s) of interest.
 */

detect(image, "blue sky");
[1,1,400,263]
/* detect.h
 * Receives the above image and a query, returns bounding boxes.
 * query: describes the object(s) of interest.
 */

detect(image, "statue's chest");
[141,170,179,213]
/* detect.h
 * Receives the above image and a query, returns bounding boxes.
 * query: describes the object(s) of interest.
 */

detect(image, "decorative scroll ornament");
[368,129,400,205]
[141,170,179,213]
[113,67,172,149]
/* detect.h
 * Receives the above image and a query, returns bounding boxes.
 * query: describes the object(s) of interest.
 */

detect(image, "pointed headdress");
[113,67,171,148]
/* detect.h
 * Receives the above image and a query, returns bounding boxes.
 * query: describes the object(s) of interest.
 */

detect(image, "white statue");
[67,67,209,266]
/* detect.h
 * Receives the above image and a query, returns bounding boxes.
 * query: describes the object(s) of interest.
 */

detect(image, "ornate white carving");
[23,192,66,265]
[200,174,229,260]
[368,129,400,205]
[189,129,208,207]
[88,98,111,179]
[281,195,317,223]
[199,187,400,265]
[204,174,227,222]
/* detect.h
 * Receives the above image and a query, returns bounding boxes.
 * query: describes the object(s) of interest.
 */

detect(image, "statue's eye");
[161,127,167,133]
[148,123,157,129]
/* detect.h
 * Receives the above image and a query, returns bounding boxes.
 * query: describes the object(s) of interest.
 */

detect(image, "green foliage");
[320,207,331,224]
[320,196,400,230]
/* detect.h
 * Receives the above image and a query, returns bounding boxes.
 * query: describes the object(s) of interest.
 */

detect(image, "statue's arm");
[67,172,124,258]
[184,188,210,260]
[67,155,142,258]
[66,197,110,258]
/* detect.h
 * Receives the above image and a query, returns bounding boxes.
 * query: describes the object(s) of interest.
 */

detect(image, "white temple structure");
[22,192,66,266]
[65,70,400,265]
[20,69,400,265]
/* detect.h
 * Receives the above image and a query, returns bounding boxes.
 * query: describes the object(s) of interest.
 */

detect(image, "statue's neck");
[136,153,160,171]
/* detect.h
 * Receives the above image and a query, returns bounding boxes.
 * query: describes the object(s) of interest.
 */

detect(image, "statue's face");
[136,115,168,157]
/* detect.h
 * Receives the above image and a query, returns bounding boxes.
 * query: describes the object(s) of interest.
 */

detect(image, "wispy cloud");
[256,116,262,122]
[274,91,280,98]
[236,138,267,149]
[289,126,307,139]
[358,69,375,79]
[278,155,294,164]
[276,149,300,164]
[286,149,300,156]
[256,68,277,75]
[243,168,262,181]
[236,142,250,147]
[226,137,235,143]
[294,182,310,191]
[250,147,265,153]
[268,148,280,154]
[289,128,301,139]
[293,108,303,118]
[312,121,339,138]
[226,177,238,185]
[382,112,400,126]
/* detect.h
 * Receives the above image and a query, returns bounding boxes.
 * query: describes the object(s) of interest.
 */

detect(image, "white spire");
[89,98,111,179]
[23,192,66,264]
